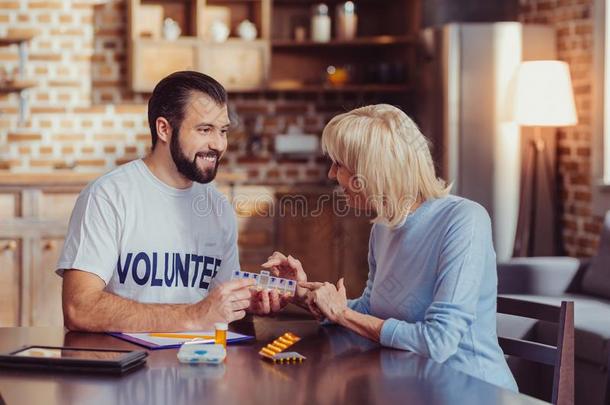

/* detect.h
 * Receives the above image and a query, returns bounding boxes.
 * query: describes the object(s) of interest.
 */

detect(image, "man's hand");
[248,288,284,316]
[187,278,255,328]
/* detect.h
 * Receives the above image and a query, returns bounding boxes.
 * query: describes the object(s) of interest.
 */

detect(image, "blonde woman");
[263,104,518,391]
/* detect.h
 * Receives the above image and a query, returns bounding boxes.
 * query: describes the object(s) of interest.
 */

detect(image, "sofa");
[497,213,610,405]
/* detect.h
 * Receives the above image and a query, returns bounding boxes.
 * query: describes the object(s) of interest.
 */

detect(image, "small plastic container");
[278,278,288,294]
[177,343,226,364]
[268,276,280,291]
[215,323,228,349]
[286,280,297,297]
[251,273,260,290]
[259,271,270,289]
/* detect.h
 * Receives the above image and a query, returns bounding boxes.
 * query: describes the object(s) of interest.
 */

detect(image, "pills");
[231,270,297,297]
[259,332,305,364]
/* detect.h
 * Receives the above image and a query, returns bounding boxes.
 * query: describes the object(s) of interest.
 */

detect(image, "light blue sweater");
[348,195,518,391]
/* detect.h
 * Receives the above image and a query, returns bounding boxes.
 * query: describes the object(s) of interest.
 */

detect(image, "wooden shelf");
[272,35,416,48]
[230,83,411,93]
[0,32,36,124]
[134,37,267,45]
[133,35,411,48]
[273,0,398,3]
[0,35,35,46]
[0,80,36,93]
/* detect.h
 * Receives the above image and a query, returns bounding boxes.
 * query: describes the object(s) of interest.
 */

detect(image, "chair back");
[497,295,574,405]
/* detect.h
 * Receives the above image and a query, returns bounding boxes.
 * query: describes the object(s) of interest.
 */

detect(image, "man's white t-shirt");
[56,159,240,304]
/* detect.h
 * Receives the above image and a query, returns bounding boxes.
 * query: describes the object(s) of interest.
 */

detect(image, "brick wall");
[0,0,397,185]
[520,0,603,256]
[4,0,597,256]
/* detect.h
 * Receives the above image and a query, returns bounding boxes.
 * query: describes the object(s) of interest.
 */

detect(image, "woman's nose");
[328,165,337,180]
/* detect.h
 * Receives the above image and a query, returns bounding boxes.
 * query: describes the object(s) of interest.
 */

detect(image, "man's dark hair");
[147,71,227,149]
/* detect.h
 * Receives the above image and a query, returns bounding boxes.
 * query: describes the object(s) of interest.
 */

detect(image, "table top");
[0,316,547,405]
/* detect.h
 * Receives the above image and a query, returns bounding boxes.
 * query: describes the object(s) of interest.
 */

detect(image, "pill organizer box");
[177,343,226,364]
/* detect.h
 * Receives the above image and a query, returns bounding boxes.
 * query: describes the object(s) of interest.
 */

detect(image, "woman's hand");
[261,251,308,300]
[300,278,348,324]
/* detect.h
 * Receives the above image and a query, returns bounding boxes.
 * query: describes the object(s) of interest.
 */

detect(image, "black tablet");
[0,345,148,375]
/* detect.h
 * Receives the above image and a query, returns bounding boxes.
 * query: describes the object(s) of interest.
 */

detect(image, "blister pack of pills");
[258,332,306,364]
[270,352,306,363]
[231,270,297,297]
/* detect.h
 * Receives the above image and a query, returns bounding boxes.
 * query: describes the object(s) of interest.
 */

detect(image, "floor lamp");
[512,61,578,257]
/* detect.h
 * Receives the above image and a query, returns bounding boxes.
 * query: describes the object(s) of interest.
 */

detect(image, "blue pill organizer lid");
[177,343,226,364]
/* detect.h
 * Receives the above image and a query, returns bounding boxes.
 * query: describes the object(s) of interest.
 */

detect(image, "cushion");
[499,293,610,367]
[498,257,581,296]
[582,211,610,299]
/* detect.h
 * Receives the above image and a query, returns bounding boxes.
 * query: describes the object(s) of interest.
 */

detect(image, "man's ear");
[156,117,172,146]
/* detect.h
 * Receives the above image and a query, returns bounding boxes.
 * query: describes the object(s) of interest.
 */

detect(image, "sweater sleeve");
[378,203,491,363]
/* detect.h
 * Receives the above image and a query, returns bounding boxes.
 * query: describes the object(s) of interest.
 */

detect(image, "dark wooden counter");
[0,316,547,405]
[0,170,247,187]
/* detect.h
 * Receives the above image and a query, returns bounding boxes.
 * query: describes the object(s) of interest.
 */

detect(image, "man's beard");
[170,127,220,184]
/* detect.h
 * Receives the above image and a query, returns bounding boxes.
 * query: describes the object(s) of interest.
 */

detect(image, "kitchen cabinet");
[127,0,271,92]
[276,188,371,298]
[0,238,21,326]
[30,237,65,327]
[234,185,371,298]
[126,0,421,97]
[0,183,77,327]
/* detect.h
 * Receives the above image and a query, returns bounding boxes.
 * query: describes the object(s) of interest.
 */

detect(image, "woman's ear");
[155,117,172,146]
[349,173,366,193]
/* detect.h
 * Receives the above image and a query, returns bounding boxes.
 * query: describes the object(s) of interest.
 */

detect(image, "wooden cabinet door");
[199,40,269,90]
[338,213,372,299]
[276,191,371,298]
[234,186,276,272]
[276,192,340,284]
[40,191,79,221]
[30,237,64,327]
[131,39,198,92]
[0,192,19,219]
[0,239,20,326]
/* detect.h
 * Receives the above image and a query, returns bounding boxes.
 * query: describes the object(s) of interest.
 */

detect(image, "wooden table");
[0,316,548,405]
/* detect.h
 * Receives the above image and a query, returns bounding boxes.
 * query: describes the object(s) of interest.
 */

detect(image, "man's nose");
[208,131,223,152]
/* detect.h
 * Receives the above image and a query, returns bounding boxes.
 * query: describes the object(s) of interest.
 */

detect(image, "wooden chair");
[497,295,574,405]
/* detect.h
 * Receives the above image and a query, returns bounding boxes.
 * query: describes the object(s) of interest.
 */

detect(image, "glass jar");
[311,3,331,42]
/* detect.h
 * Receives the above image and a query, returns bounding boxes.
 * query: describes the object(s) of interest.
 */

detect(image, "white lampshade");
[513,60,578,127]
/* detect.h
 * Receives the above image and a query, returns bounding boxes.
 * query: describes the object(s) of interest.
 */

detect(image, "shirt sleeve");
[56,189,121,285]
[378,203,490,363]
[210,209,240,288]
[347,226,376,315]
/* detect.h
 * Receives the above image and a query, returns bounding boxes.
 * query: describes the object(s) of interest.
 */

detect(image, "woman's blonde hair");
[321,104,451,228]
